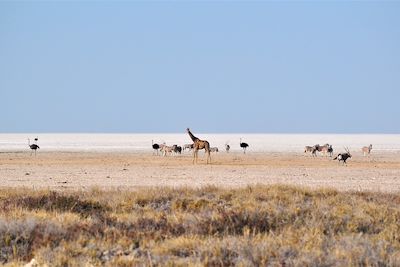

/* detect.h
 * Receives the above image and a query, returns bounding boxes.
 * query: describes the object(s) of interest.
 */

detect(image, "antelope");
[183,144,194,151]
[327,145,333,157]
[160,145,174,156]
[172,145,182,154]
[316,143,330,156]
[361,144,372,156]
[333,147,352,165]
[304,145,319,157]
[210,147,219,153]
[304,146,316,156]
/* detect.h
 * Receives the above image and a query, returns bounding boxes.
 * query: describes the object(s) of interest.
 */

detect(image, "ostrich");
[28,138,40,156]
[240,138,249,154]
[225,144,230,153]
[152,140,160,155]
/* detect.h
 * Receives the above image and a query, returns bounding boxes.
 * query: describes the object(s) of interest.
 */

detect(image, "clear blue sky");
[1,1,399,133]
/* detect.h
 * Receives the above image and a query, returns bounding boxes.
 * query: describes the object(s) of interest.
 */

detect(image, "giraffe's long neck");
[187,130,199,142]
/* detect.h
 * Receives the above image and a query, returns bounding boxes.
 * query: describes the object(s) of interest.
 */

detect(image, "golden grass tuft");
[1,185,400,266]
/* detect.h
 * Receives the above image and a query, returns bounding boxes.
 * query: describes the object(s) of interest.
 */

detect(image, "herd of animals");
[152,132,248,155]
[26,128,374,165]
[151,128,249,164]
[151,128,373,165]
[304,143,372,164]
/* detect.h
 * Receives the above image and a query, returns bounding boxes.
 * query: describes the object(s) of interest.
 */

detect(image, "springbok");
[160,145,174,156]
[361,144,372,156]
[333,147,352,165]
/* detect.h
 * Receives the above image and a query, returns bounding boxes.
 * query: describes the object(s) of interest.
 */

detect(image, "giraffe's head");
[186,128,190,132]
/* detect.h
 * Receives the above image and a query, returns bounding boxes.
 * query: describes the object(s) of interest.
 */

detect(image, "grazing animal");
[240,138,249,154]
[28,138,40,156]
[362,144,372,156]
[183,144,194,151]
[304,146,317,157]
[210,147,219,153]
[333,147,352,165]
[172,145,182,154]
[327,145,334,157]
[161,145,174,156]
[186,128,211,164]
[225,144,230,153]
[316,143,330,156]
[152,140,160,155]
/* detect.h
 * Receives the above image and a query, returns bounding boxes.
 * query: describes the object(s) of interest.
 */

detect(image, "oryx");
[333,147,352,165]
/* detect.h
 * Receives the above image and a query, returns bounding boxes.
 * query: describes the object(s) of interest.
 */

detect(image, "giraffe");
[186,128,211,164]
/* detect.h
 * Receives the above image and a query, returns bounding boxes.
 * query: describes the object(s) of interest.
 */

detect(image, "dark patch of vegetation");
[1,191,109,217]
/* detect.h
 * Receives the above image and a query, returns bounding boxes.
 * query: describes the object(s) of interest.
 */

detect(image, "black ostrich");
[28,138,40,156]
[152,140,160,155]
[240,138,249,154]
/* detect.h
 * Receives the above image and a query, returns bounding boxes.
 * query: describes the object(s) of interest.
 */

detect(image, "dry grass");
[1,185,400,266]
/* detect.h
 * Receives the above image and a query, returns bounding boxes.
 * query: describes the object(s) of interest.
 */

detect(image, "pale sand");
[0,151,399,192]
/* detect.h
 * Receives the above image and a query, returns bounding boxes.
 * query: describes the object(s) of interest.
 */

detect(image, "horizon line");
[1,132,399,135]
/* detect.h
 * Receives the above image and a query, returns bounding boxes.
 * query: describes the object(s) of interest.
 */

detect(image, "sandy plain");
[0,150,399,192]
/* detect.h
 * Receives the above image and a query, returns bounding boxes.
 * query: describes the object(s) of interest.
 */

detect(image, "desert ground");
[0,150,399,192]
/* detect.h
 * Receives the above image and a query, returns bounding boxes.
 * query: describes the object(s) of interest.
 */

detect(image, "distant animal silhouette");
[318,143,331,156]
[210,147,219,153]
[362,144,372,156]
[152,140,160,155]
[160,145,174,156]
[186,128,211,164]
[28,138,40,156]
[225,144,230,153]
[333,147,352,165]
[240,138,249,154]
[304,145,317,157]
[183,144,194,151]
[172,145,182,154]
[327,145,334,157]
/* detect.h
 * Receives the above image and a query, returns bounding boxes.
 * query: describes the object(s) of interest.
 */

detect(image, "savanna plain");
[1,151,400,266]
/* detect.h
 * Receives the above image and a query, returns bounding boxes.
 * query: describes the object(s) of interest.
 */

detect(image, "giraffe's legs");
[193,149,197,164]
